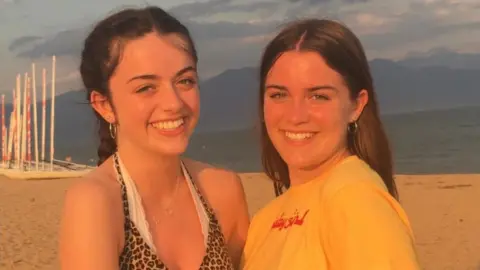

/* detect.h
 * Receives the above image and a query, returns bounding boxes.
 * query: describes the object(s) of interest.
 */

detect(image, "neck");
[289,148,351,187]
[116,139,183,200]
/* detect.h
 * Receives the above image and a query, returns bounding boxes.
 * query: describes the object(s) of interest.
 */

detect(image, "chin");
[284,158,316,170]
[279,148,328,169]
[278,152,310,167]
[162,143,189,155]
[149,138,189,156]
[282,150,349,172]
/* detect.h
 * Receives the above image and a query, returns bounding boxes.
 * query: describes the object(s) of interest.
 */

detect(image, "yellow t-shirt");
[242,155,421,270]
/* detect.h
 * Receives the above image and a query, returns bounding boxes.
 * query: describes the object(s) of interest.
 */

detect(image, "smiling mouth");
[284,131,315,141]
[151,117,185,131]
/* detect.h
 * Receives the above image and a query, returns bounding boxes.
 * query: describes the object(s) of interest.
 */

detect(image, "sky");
[0,0,480,97]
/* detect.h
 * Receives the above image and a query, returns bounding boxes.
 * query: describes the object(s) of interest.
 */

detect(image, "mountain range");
[398,47,480,70]
[2,50,479,159]
[197,49,480,131]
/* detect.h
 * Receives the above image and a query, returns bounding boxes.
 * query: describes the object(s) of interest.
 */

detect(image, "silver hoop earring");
[109,123,117,139]
[347,121,358,134]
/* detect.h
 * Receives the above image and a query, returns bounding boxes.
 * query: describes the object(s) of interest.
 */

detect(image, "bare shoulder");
[59,164,123,269]
[61,164,124,239]
[183,158,246,202]
[63,166,121,215]
[185,158,241,180]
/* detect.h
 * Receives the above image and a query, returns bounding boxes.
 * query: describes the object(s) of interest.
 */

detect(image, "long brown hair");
[259,19,398,199]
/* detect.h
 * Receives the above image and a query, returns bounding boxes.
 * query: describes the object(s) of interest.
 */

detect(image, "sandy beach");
[1,173,479,270]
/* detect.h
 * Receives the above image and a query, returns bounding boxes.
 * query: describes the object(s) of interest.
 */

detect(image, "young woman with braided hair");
[59,6,249,270]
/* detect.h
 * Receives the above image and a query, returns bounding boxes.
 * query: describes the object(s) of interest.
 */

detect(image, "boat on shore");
[0,159,94,180]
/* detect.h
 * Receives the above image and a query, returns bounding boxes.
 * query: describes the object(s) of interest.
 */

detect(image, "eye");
[135,84,155,93]
[176,77,197,90]
[311,94,330,101]
[178,78,196,85]
[268,92,287,99]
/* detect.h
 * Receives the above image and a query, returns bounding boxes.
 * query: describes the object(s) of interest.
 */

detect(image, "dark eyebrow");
[265,84,288,91]
[127,66,196,83]
[175,66,196,78]
[308,85,337,92]
[265,84,337,92]
[127,74,158,83]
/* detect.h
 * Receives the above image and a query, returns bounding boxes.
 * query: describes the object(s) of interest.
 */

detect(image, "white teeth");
[151,118,184,130]
[285,131,314,140]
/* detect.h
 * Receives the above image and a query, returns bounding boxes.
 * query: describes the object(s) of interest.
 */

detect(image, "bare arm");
[225,173,250,269]
[59,180,121,270]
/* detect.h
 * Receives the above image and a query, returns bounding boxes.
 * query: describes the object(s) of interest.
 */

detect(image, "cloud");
[13,28,87,58]
[56,70,81,84]
[358,1,480,53]
[9,0,375,55]
[7,0,480,79]
[238,33,275,44]
[169,0,280,20]
[10,1,282,59]
[8,36,42,51]
[0,0,19,4]
[168,0,233,19]
[286,0,368,3]
[374,21,480,47]
[9,20,276,59]
[187,20,276,41]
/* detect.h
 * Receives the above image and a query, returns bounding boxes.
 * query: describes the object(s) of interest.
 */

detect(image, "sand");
[1,173,479,270]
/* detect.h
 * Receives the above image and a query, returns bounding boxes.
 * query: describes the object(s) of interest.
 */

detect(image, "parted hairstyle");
[259,19,398,199]
[79,6,198,166]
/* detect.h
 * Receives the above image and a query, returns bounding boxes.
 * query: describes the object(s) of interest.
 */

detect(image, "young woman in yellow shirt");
[242,18,421,270]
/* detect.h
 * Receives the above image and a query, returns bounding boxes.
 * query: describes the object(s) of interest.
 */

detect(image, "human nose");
[159,84,183,112]
[286,98,309,124]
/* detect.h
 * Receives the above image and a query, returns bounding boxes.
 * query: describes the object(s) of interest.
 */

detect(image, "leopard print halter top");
[113,153,234,270]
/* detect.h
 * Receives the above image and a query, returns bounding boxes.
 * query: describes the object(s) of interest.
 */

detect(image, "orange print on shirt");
[271,209,310,231]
